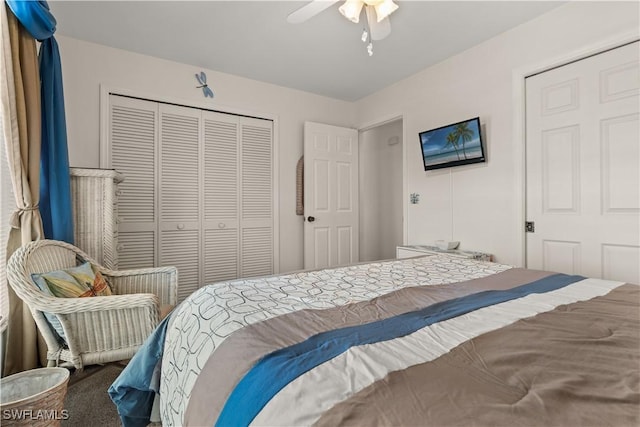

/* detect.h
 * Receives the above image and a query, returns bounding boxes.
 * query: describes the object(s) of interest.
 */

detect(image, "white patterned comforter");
[159,255,512,425]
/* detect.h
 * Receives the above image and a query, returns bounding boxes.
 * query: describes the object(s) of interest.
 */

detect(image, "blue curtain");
[6,0,74,243]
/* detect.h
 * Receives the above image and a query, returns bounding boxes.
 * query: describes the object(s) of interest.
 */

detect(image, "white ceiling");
[49,1,565,101]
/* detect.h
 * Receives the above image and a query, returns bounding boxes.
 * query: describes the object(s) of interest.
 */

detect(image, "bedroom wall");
[56,35,356,274]
[354,1,639,266]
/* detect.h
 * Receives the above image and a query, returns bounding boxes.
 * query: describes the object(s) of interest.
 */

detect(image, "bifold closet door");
[203,113,275,281]
[240,117,273,277]
[159,104,202,301]
[109,95,158,270]
[203,111,240,283]
[109,94,275,302]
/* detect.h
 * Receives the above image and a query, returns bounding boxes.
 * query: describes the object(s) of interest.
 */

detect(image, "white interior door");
[304,121,359,269]
[202,111,240,283]
[109,95,158,270]
[526,41,639,284]
[158,104,202,301]
[239,117,274,277]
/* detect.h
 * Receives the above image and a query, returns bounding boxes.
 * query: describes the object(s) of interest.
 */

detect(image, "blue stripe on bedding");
[215,273,585,427]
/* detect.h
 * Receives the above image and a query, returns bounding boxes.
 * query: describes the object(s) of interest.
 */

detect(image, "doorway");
[359,119,403,262]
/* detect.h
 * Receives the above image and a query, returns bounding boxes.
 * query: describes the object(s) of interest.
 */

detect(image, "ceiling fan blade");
[287,0,340,24]
[366,5,391,41]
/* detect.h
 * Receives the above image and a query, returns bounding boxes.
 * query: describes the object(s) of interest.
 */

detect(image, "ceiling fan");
[287,0,400,54]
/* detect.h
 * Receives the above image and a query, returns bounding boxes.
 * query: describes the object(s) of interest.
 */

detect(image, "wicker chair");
[7,239,178,370]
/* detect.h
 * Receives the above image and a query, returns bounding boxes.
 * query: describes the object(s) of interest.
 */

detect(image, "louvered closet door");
[240,117,273,277]
[159,104,202,301]
[203,111,240,283]
[109,95,158,269]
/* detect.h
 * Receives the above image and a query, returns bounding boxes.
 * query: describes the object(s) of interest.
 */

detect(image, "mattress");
[112,255,640,426]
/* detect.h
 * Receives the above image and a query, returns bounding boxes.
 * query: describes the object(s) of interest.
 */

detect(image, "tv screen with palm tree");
[418,117,485,171]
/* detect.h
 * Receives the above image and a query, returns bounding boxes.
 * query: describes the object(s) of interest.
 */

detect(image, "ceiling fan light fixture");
[339,0,364,23]
[374,0,398,22]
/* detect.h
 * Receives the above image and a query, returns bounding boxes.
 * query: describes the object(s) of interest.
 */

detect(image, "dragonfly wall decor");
[195,71,214,98]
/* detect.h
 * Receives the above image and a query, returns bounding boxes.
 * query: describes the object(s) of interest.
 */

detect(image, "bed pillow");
[31,262,113,341]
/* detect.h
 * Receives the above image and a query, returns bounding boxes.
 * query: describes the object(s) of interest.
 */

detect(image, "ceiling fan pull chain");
[364,6,374,56]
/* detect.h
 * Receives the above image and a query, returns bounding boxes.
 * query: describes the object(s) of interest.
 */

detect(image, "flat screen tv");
[418,117,485,171]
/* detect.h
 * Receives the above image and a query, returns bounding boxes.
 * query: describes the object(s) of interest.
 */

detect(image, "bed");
[109,254,639,426]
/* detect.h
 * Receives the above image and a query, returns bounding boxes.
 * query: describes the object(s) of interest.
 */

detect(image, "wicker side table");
[0,367,70,426]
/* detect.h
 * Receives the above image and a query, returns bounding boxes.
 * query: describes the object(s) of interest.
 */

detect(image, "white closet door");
[159,104,202,301]
[203,111,240,283]
[108,96,276,299]
[240,117,273,277]
[109,95,158,269]
[526,42,639,283]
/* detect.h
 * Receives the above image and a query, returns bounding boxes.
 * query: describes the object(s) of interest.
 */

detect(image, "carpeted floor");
[62,363,123,427]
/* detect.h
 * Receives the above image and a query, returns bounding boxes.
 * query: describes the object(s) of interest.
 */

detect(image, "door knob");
[307,216,315,222]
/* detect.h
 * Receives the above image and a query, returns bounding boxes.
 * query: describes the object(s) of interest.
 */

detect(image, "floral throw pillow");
[31,262,113,341]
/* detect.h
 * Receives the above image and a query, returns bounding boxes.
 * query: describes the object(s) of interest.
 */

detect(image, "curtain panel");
[6,0,73,244]
[1,0,73,374]
[0,2,44,375]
